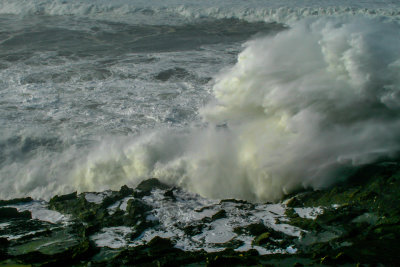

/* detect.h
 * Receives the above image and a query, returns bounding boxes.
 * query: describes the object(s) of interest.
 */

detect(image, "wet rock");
[5,220,92,266]
[351,212,379,225]
[0,238,8,248]
[333,252,353,264]
[285,197,303,208]
[201,209,227,224]
[0,207,31,220]
[91,247,123,264]
[147,236,174,250]
[0,218,53,243]
[319,252,353,265]
[1,163,400,266]
[119,185,134,196]
[125,199,151,222]
[164,188,175,200]
[317,206,365,225]
[222,239,245,249]
[134,178,170,198]
[184,224,204,236]
[50,191,77,203]
[50,194,97,221]
[206,248,258,266]
[253,232,271,246]
[0,197,33,206]
[285,207,300,219]
[282,162,400,266]
[234,222,268,236]
[100,185,134,209]
[287,216,319,232]
[110,236,186,266]
[373,224,400,237]
[211,209,227,220]
[195,205,215,213]
[0,238,8,261]
[121,199,153,238]
[250,223,271,236]
[220,198,251,205]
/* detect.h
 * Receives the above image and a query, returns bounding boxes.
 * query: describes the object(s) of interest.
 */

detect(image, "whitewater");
[1,0,400,202]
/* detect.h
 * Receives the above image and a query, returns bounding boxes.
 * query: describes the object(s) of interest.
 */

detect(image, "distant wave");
[0,0,399,25]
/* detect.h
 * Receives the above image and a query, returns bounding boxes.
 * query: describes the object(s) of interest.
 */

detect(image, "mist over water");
[1,5,400,202]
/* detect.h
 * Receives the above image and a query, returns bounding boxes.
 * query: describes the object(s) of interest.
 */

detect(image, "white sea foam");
[84,191,112,204]
[90,226,132,248]
[294,207,324,219]
[7,201,69,224]
[91,187,302,253]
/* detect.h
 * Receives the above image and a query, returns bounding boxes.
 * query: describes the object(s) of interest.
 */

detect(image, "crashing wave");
[67,17,400,202]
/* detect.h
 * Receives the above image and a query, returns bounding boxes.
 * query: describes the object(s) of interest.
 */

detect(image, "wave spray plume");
[73,17,400,202]
[4,17,400,202]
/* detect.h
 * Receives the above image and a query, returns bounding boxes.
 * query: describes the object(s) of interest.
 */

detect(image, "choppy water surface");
[1,0,400,201]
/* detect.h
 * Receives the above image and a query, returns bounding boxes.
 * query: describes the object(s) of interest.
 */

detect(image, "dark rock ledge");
[0,163,399,266]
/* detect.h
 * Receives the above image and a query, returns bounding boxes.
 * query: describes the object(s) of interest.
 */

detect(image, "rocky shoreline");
[1,162,400,266]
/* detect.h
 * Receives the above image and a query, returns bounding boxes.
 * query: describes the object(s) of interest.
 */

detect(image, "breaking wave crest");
[0,0,399,25]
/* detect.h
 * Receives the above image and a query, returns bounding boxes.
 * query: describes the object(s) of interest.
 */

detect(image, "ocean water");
[1,0,400,201]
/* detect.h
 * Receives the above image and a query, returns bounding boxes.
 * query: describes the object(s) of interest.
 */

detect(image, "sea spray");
[70,17,400,202]
[200,17,400,200]
[2,16,400,201]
